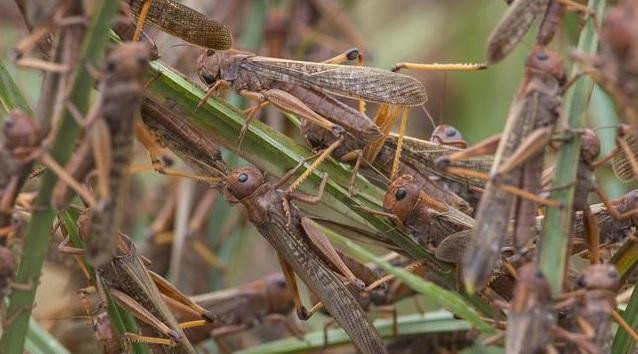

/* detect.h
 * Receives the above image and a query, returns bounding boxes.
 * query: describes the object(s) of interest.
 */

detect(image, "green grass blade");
[0,1,122,352]
[236,312,472,354]
[538,0,607,296]
[612,286,638,353]
[313,219,492,333]
[24,319,71,354]
[0,58,32,116]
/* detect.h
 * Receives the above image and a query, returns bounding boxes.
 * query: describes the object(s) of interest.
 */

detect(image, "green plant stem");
[0,1,121,352]
[538,0,606,297]
[236,312,472,354]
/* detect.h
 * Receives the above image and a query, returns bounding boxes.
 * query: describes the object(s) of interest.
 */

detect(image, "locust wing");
[241,56,427,106]
[487,0,550,64]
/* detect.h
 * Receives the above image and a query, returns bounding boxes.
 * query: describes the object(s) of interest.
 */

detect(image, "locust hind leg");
[148,270,217,323]
[132,0,153,42]
[300,217,365,290]
[109,288,183,343]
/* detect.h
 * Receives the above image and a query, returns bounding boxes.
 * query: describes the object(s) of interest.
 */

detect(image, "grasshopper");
[575,0,638,126]
[487,0,592,64]
[439,48,567,293]
[567,264,621,354]
[505,262,555,353]
[184,273,302,348]
[77,286,122,354]
[223,165,387,353]
[196,48,426,144]
[126,0,232,49]
[77,42,152,268]
[301,120,476,212]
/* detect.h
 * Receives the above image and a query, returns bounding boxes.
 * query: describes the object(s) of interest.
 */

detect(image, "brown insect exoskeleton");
[126,0,233,48]
[196,48,427,195]
[439,48,567,293]
[301,119,478,211]
[223,165,387,353]
[71,42,152,268]
[0,111,41,312]
[77,286,122,354]
[183,273,303,349]
[486,0,593,64]
[63,210,218,353]
[505,262,555,353]
[565,264,621,354]
[572,0,638,127]
[375,174,476,255]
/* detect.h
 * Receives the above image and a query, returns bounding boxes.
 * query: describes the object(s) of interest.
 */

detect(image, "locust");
[126,0,232,49]
[183,273,303,348]
[0,110,41,241]
[487,0,592,64]
[574,0,638,127]
[77,286,122,354]
[566,264,621,354]
[78,42,151,268]
[196,48,426,143]
[66,209,218,353]
[301,120,476,212]
[439,48,567,293]
[223,165,387,354]
[505,262,555,353]
[196,48,427,193]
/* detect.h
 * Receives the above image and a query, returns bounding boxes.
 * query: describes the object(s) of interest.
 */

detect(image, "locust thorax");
[3,110,40,152]
[430,124,467,148]
[580,129,601,165]
[104,42,150,82]
[265,273,294,314]
[384,175,421,223]
[225,167,265,201]
[576,264,620,291]
[524,48,567,88]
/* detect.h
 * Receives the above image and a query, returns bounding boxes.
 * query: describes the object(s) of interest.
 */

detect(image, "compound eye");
[395,188,407,201]
[536,52,549,61]
[201,71,215,86]
[238,173,249,183]
[106,59,117,72]
[446,126,458,137]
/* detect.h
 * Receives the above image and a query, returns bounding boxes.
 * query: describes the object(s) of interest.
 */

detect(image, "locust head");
[3,110,40,153]
[104,42,150,83]
[384,175,421,224]
[265,273,294,314]
[224,167,265,202]
[580,129,601,164]
[576,264,620,291]
[525,48,567,87]
[430,124,467,148]
[197,49,224,87]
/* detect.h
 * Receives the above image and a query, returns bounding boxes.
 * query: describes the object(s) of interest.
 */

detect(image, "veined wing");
[486,0,550,64]
[241,56,427,106]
